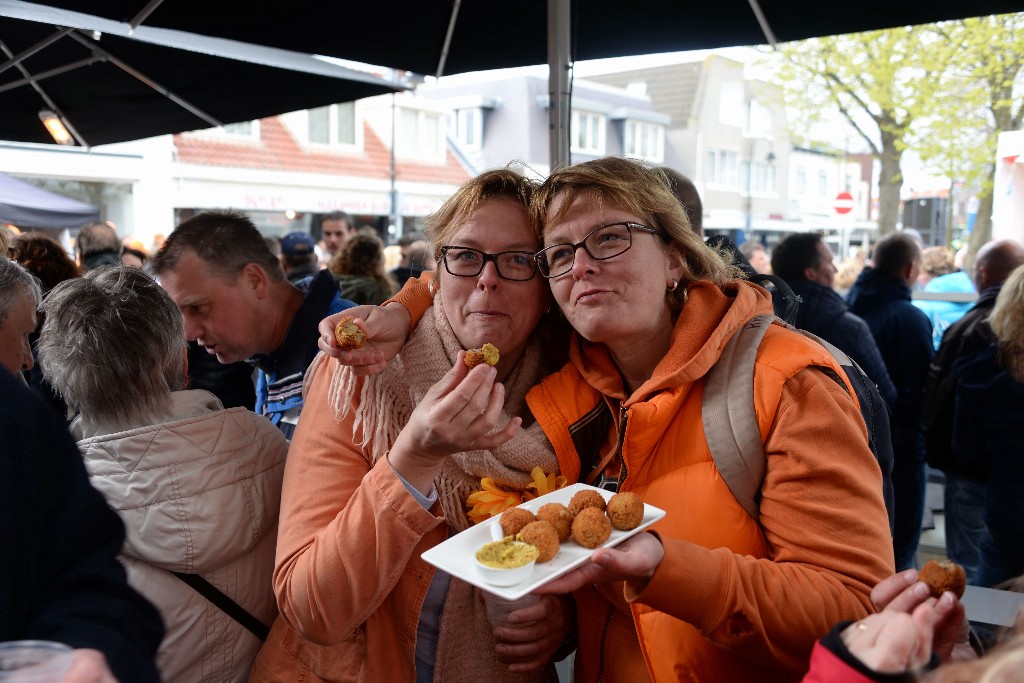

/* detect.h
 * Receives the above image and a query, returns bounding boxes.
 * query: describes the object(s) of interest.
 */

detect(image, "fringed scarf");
[324,297,557,532]
[317,299,560,682]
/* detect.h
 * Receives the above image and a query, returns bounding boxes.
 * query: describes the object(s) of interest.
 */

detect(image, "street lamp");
[744,138,775,237]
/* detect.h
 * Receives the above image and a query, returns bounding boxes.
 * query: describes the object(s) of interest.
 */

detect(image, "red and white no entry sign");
[834,191,854,214]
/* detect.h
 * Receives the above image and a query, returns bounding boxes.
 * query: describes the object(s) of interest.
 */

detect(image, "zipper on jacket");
[613,403,629,491]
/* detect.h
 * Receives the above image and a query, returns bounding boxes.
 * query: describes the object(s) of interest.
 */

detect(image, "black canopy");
[35,0,1024,77]
[0,171,98,229]
[0,3,404,146]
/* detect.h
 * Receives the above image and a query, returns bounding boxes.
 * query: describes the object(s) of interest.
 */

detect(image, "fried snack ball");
[571,507,612,549]
[567,489,606,516]
[334,317,366,350]
[536,503,574,542]
[517,521,560,563]
[919,559,967,599]
[606,491,644,531]
[499,507,536,538]
[464,343,500,368]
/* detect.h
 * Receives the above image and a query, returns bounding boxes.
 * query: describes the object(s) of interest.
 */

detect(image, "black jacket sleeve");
[0,370,164,682]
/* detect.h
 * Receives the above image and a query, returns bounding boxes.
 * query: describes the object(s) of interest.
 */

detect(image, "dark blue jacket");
[922,286,1000,475]
[953,344,1024,579]
[0,369,163,682]
[789,278,897,409]
[846,268,934,451]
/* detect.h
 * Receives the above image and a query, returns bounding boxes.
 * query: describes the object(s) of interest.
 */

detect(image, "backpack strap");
[171,571,270,642]
[702,314,775,519]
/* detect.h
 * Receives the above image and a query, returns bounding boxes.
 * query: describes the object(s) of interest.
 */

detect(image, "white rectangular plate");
[421,483,666,600]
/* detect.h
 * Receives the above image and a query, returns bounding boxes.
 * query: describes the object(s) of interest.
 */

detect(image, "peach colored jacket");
[249,356,448,682]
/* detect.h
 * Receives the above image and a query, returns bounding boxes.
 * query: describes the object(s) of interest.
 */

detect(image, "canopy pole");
[0,38,90,147]
[547,0,571,171]
[0,56,104,93]
[435,0,462,78]
[0,27,74,76]
[129,0,167,30]
[746,0,778,48]
[68,30,223,128]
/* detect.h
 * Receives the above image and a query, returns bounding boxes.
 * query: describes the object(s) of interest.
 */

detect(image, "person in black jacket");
[847,233,934,571]
[923,239,1024,583]
[0,367,164,682]
[772,232,897,409]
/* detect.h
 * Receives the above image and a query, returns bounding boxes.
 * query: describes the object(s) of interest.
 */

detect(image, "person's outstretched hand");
[841,601,938,673]
[532,532,665,595]
[871,568,973,663]
[62,649,117,683]
[317,303,411,375]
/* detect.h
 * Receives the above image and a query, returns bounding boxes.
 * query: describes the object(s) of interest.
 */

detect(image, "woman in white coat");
[38,265,287,683]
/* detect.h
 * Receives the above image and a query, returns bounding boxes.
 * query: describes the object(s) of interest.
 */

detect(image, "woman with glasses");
[321,157,894,682]
[250,169,572,682]
[523,157,892,682]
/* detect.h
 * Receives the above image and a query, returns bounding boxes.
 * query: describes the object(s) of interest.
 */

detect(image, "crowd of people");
[0,157,1022,683]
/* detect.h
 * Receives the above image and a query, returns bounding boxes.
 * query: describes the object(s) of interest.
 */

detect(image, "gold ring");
[857,622,868,631]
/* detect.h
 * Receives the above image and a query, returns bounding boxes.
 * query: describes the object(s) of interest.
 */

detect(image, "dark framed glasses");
[535,222,662,278]
[439,246,539,281]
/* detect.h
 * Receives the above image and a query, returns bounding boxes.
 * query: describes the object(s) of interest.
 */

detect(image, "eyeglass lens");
[538,223,638,277]
[443,247,537,281]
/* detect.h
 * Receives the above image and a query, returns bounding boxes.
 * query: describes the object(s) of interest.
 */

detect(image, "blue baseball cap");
[280,231,316,256]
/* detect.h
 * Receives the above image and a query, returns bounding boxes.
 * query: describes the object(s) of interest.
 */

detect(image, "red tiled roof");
[174,118,470,185]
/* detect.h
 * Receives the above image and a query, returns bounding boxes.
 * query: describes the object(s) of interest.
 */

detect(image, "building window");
[221,121,257,137]
[718,84,743,127]
[818,170,829,196]
[745,100,773,139]
[796,168,807,195]
[449,108,482,149]
[571,110,605,155]
[624,121,664,163]
[307,102,356,146]
[397,108,444,160]
[749,159,777,193]
[707,149,740,188]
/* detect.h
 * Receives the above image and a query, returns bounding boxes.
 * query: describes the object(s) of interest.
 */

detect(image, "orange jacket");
[525,280,894,682]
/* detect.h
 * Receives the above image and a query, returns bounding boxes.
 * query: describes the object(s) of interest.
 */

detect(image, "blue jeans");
[943,474,986,584]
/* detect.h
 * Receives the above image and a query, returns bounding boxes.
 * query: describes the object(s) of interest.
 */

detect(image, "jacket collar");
[569,279,774,406]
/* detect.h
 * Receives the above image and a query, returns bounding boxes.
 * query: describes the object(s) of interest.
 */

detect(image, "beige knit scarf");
[322,299,560,682]
[326,297,557,531]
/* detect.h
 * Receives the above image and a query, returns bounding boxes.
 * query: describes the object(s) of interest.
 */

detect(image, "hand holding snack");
[840,603,938,674]
[870,569,973,664]
[317,303,412,375]
[389,352,521,491]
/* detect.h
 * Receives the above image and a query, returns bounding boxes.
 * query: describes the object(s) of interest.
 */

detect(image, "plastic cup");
[482,591,541,629]
[0,641,74,682]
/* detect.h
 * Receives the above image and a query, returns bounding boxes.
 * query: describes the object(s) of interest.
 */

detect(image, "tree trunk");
[967,181,994,260]
[876,140,903,237]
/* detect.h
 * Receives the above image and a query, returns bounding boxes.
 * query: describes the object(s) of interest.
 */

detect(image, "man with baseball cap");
[280,231,319,284]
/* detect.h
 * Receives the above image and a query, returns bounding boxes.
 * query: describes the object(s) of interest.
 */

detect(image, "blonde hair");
[424,169,538,287]
[532,157,735,312]
[988,264,1024,382]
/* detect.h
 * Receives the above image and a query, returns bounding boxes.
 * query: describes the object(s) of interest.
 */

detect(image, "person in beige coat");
[38,265,288,683]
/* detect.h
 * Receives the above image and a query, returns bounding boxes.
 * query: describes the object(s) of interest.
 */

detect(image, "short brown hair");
[533,157,734,311]
[151,210,285,282]
[425,169,538,286]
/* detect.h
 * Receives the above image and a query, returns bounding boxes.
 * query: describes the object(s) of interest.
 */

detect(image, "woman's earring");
[667,279,678,292]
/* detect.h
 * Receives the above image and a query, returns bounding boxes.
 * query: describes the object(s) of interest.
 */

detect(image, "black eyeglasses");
[535,222,663,278]
[439,246,539,281]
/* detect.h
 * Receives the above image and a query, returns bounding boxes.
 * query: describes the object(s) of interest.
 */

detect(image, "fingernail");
[939,592,956,607]
[905,569,919,583]
[912,582,930,598]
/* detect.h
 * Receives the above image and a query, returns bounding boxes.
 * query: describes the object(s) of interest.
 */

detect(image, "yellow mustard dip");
[475,539,539,569]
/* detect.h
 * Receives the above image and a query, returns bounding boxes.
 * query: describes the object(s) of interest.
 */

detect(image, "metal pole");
[548,0,571,171]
